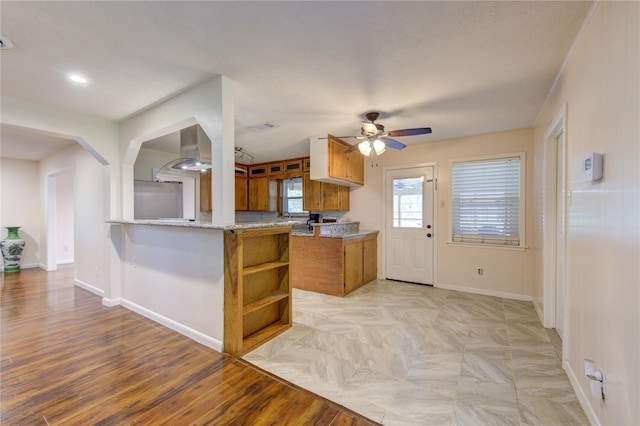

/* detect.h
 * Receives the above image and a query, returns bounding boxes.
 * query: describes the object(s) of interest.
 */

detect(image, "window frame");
[281,177,307,217]
[448,152,526,250]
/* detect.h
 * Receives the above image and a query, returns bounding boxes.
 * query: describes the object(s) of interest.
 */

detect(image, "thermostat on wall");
[581,152,603,182]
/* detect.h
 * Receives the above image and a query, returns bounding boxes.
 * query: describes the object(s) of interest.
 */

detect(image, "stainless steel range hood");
[156,124,212,176]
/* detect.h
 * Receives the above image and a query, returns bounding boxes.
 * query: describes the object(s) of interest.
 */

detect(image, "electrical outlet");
[477,268,484,276]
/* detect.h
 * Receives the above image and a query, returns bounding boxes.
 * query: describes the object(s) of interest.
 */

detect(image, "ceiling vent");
[247,123,275,132]
[0,34,15,49]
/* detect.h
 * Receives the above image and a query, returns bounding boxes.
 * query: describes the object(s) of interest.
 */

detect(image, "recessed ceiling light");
[69,74,87,84]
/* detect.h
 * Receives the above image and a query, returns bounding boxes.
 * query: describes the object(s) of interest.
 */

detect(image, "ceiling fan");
[340,112,432,156]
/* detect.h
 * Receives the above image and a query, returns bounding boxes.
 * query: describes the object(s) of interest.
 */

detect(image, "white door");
[555,131,566,339]
[385,166,435,284]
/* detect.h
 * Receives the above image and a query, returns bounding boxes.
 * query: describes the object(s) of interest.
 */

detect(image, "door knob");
[427,233,432,238]
[427,225,432,229]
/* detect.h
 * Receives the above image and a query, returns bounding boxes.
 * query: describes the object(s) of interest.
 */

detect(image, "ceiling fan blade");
[388,127,432,137]
[384,138,407,150]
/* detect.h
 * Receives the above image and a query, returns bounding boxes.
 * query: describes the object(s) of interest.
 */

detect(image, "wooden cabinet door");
[363,237,377,283]
[347,151,365,185]
[248,177,269,211]
[200,170,212,212]
[328,137,349,180]
[344,242,364,294]
[235,176,248,211]
[321,182,342,211]
[338,185,350,211]
[303,173,321,211]
[319,181,350,211]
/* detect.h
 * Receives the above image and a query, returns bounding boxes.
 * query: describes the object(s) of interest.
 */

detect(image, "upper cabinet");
[235,165,248,211]
[303,172,349,212]
[309,135,364,187]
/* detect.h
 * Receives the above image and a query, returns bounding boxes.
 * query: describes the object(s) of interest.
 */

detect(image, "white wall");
[117,224,224,350]
[532,2,639,424]
[1,96,120,218]
[0,158,41,269]
[119,76,235,225]
[55,168,74,263]
[106,77,235,348]
[350,128,534,299]
[41,144,108,295]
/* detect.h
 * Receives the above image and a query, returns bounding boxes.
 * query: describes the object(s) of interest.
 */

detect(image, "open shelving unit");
[223,226,291,357]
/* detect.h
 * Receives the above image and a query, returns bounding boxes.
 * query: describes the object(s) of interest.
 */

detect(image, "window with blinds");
[451,155,524,246]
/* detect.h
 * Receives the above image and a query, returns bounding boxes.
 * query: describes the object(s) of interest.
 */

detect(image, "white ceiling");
[0,1,592,163]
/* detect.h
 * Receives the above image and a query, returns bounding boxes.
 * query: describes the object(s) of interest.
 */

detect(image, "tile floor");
[244,280,589,425]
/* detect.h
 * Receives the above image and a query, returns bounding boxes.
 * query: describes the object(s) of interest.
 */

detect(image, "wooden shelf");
[242,321,291,354]
[242,261,289,276]
[243,291,289,316]
[224,227,292,357]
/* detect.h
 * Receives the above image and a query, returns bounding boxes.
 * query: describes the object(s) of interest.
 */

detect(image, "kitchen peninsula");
[107,219,297,356]
[291,222,378,297]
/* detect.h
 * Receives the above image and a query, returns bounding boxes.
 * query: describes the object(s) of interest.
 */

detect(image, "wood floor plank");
[1,265,379,425]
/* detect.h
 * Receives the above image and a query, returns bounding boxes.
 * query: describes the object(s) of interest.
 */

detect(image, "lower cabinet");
[291,232,378,296]
[223,226,292,357]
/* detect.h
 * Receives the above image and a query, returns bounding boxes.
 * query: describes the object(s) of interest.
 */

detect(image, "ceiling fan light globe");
[358,141,372,156]
[373,139,386,155]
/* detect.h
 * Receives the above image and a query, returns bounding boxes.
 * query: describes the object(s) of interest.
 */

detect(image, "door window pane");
[393,177,423,228]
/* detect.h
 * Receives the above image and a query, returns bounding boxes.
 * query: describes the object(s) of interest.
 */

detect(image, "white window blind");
[451,156,521,246]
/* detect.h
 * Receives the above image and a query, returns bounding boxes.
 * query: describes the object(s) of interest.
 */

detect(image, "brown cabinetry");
[268,162,284,177]
[224,226,291,357]
[249,164,268,178]
[302,173,322,211]
[344,236,377,294]
[291,232,377,296]
[248,177,269,211]
[302,172,349,211]
[310,135,365,186]
[284,159,303,177]
[200,170,212,212]
[235,165,248,211]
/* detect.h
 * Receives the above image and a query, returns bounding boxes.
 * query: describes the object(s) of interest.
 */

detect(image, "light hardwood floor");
[1,265,378,425]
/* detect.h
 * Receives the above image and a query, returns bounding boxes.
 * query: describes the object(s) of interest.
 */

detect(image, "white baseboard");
[75,279,105,297]
[533,299,544,323]
[113,298,223,352]
[436,282,533,301]
[57,259,74,265]
[565,360,600,425]
[102,297,122,307]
